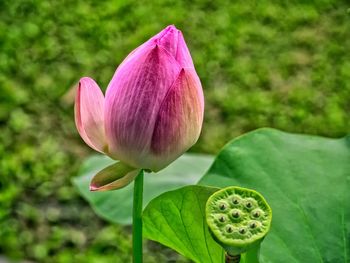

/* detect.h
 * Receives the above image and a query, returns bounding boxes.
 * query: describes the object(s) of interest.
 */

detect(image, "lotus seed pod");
[206,186,272,256]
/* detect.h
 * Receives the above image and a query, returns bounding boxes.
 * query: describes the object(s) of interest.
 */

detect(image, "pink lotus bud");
[75,25,204,190]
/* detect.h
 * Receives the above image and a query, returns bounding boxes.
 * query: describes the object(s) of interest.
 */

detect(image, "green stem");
[133,169,144,263]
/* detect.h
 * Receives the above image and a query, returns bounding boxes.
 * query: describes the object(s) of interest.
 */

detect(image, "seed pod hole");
[250,222,256,229]
[219,203,227,211]
[219,216,226,223]
[232,211,240,218]
[244,198,258,210]
[239,228,246,234]
[226,226,233,233]
[252,209,263,218]
[231,195,241,205]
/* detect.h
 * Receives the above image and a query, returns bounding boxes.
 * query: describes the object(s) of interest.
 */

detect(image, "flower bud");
[74,25,204,190]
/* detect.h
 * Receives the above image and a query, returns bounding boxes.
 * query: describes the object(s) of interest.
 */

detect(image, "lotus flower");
[75,25,204,191]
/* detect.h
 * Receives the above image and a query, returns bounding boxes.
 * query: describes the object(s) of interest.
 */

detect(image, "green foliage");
[0,0,349,261]
[143,185,263,263]
[199,128,350,262]
[143,129,350,263]
[143,185,224,263]
[73,154,214,225]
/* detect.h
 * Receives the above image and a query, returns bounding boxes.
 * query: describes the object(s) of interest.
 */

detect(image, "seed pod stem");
[225,252,241,263]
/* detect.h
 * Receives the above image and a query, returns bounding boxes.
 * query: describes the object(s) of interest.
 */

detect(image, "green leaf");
[72,153,214,225]
[199,128,350,263]
[143,185,224,263]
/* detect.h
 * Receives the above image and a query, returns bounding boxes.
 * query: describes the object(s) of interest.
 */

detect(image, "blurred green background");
[0,0,349,262]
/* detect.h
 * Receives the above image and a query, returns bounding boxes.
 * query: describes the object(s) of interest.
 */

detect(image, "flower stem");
[133,169,144,263]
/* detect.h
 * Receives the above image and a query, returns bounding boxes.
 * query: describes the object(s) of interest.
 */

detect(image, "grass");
[0,0,349,262]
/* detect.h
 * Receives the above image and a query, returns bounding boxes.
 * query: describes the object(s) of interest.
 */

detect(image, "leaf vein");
[341,208,348,263]
[159,199,194,259]
[297,203,324,263]
[194,189,214,263]
[178,196,199,261]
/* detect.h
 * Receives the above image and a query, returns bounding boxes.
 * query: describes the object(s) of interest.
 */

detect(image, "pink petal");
[104,45,181,167]
[119,25,177,69]
[149,68,204,171]
[118,37,157,69]
[75,77,107,153]
[156,25,179,59]
[175,31,195,68]
[153,25,195,68]
[119,25,194,71]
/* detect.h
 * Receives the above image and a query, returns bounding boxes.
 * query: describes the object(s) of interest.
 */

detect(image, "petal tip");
[78,76,95,88]
[89,184,99,191]
[165,24,177,31]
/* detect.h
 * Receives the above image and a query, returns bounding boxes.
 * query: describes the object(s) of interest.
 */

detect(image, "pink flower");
[75,25,204,191]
